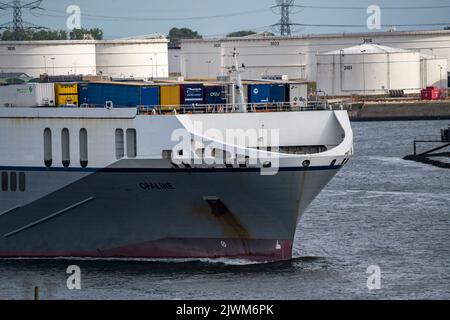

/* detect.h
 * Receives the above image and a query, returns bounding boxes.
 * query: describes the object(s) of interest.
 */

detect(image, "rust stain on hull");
[204,198,252,254]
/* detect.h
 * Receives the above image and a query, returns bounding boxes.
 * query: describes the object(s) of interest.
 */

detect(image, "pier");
[404,125,450,169]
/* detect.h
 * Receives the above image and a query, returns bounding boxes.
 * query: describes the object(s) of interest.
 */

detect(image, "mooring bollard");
[34,286,39,301]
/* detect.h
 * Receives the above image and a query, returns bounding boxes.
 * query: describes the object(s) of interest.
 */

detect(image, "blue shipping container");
[82,83,160,108]
[181,84,204,105]
[270,84,286,103]
[248,84,270,103]
[141,86,160,107]
[78,83,89,105]
[204,85,226,105]
[87,83,141,108]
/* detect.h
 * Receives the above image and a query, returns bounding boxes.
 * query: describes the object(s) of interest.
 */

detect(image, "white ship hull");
[0,108,353,261]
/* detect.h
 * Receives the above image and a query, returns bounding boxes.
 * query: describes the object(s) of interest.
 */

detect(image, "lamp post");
[361,49,367,97]
[149,58,154,78]
[51,58,56,76]
[298,52,305,79]
[154,53,158,78]
[43,56,47,74]
[206,60,212,79]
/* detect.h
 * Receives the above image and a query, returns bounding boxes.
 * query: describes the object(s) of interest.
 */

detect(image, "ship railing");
[137,101,332,115]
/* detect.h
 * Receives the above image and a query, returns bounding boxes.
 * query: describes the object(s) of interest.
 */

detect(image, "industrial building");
[316,44,447,96]
[175,29,450,94]
[0,36,169,78]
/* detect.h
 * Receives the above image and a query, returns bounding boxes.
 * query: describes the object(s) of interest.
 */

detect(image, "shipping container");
[141,86,160,107]
[421,86,443,100]
[78,83,89,105]
[160,85,181,110]
[80,82,160,108]
[248,84,270,104]
[287,82,308,106]
[55,83,79,106]
[269,84,286,103]
[54,83,78,95]
[0,83,55,107]
[87,82,141,107]
[56,94,78,107]
[180,83,205,105]
[204,85,226,105]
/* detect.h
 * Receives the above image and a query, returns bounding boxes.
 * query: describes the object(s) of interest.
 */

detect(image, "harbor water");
[0,120,449,300]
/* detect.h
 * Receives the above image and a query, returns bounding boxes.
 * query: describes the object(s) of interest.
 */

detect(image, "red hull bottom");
[0,239,293,262]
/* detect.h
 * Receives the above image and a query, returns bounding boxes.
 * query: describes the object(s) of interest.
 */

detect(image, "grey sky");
[2,0,450,39]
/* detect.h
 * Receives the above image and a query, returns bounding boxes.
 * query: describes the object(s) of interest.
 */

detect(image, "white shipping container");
[0,83,55,107]
[289,83,308,107]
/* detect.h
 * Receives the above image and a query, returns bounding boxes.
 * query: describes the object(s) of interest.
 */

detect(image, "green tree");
[168,27,202,48]
[227,30,257,38]
[1,29,71,41]
[69,28,103,40]
[227,31,275,37]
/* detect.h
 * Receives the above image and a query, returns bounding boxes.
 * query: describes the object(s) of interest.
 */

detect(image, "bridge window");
[115,129,124,159]
[19,172,26,192]
[79,129,88,168]
[61,128,70,168]
[44,128,52,168]
[126,129,137,158]
[1,172,7,191]
[10,172,17,192]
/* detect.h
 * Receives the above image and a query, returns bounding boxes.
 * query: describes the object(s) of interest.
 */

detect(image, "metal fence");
[137,101,332,115]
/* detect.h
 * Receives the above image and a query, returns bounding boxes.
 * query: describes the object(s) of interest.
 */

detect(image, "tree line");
[0,28,104,41]
[1,27,272,43]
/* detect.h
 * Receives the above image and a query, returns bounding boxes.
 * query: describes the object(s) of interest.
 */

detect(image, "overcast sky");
[1,0,450,39]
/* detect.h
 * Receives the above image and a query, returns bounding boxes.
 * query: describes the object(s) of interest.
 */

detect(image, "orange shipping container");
[160,85,180,109]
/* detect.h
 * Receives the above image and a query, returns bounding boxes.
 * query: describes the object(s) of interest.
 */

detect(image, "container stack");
[421,87,443,100]
[55,83,79,107]
[0,79,309,109]
[0,83,55,107]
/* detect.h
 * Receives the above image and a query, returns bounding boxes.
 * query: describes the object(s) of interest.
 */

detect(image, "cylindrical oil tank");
[316,44,422,96]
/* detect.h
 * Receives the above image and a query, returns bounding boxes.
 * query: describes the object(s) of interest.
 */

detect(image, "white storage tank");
[316,44,422,96]
[0,83,55,107]
[420,53,448,89]
[95,38,169,78]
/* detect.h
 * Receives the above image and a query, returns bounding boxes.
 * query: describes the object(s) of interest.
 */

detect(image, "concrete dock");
[345,101,450,121]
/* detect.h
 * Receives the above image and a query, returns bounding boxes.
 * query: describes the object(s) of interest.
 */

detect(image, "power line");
[0,0,46,40]
[272,0,302,36]
[296,22,450,28]
[296,4,450,10]
[44,7,271,22]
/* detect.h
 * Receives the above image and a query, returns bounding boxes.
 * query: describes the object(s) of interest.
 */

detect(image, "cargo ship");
[0,53,353,262]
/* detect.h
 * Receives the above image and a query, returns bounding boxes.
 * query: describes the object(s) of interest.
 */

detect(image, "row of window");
[44,128,88,168]
[43,128,137,168]
[1,172,26,192]
[115,129,137,160]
